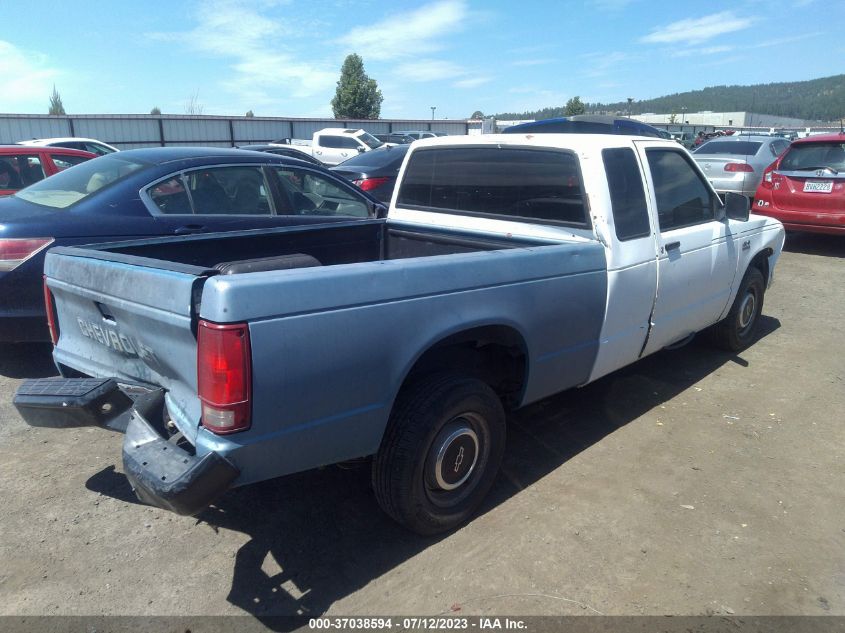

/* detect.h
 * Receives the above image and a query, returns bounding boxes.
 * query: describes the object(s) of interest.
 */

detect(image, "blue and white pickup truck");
[14,134,785,534]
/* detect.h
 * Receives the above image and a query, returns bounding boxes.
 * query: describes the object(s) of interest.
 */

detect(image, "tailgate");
[773,170,845,214]
[45,249,211,442]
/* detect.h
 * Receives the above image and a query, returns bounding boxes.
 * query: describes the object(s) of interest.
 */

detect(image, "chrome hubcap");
[738,291,756,332]
[428,418,480,492]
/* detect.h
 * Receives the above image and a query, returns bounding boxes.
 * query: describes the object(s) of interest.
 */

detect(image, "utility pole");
[627,97,633,118]
[431,106,437,120]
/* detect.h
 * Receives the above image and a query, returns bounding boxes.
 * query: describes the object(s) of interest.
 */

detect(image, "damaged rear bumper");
[13,377,238,516]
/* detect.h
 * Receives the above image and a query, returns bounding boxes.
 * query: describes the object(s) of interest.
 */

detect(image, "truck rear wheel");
[373,372,506,535]
[710,267,765,352]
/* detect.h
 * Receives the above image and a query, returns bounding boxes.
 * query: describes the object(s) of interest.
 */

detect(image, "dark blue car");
[0,147,383,343]
[504,115,664,138]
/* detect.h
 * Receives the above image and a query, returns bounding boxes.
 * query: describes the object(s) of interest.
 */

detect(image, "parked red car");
[0,146,96,196]
[754,133,845,234]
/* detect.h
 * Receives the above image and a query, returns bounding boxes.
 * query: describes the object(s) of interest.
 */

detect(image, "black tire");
[373,372,506,535]
[710,266,765,352]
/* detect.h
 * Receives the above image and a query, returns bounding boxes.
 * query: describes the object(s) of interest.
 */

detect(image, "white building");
[632,111,808,128]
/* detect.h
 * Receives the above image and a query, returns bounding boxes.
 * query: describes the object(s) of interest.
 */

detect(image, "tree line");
[496,74,845,123]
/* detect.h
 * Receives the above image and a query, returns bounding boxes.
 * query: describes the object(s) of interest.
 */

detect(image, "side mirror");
[373,203,388,219]
[723,191,750,222]
[357,146,366,153]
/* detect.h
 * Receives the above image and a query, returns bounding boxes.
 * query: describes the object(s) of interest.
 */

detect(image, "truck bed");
[58,219,555,272]
[45,219,607,484]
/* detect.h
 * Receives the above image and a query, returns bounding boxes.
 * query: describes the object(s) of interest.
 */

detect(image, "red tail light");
[198,320,251,434]
[43,276,59,346]
[724,163,754,173]
[353,176,390,192]
[0,238,54,272]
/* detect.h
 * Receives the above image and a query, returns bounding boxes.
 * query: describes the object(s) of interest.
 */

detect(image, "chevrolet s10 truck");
[14,134,785,534]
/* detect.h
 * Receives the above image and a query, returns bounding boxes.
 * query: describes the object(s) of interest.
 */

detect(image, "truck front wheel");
[710,266,765,352]
[373,372,506,535]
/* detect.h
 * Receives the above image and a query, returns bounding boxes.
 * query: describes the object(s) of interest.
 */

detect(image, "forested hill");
[496,75,845,122]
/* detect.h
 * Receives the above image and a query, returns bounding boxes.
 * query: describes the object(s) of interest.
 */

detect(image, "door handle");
[665,241,681,252]
[174,225,207,235]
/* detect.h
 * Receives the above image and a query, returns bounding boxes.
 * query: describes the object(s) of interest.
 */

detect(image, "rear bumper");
[755,206,845,235]
[13,377,238,516]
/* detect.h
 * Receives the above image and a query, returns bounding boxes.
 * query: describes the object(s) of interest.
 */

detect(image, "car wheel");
[710,267,765,352]
[372,372,506,535]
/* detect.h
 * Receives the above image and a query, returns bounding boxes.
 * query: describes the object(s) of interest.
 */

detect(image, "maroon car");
[0,146,96,196]
[754,133,845,234]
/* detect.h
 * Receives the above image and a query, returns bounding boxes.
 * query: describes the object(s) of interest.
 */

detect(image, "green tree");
[470,110,485,119]
[245,110,255,117]
[331,54,383,119]
[564,96,586,116]
[668,113,677,124]
[150,106,162,115]
[48,85,66,115]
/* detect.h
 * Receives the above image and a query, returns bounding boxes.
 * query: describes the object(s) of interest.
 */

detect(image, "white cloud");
[453,76,493,89]
[578,51,634,77]
[148,0,335,109]
[640,12,755,45]
[0,40,60,110]
[394,59,467,82]
[509,58,555,68]
[671,45,734,58]
[335,0,468,61]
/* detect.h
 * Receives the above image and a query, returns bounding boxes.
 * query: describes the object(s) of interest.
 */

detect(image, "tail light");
[0,238,54,272]
[353,176,390,192]
[760,161,780,190]
[724,163,754,173]
[43,276,60,345]
[198,320,251,434]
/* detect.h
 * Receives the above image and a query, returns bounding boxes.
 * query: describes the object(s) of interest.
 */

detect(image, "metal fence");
[0,114,471,148]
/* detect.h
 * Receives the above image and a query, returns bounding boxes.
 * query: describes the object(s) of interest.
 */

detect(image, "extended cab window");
[645,149,714,231]
[396,147,589,227]
[602,148,650,241]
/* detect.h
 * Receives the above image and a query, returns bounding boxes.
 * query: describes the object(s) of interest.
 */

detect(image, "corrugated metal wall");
[0,114,470,148]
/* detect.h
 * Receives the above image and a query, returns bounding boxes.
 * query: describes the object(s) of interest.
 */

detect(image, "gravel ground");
[0,232,842,622]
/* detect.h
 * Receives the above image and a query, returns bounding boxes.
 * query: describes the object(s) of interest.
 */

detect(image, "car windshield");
[779,142,845,172]
[694,141,763,155]
[358,132,384,150]
[14,154,146,209]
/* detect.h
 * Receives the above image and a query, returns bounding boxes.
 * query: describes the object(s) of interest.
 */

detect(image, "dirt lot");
[0,233,843,622]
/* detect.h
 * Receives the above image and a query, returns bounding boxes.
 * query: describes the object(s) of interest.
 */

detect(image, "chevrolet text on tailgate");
[14,134,785,535]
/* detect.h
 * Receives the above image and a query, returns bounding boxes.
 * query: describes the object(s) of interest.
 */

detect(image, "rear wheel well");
[403,326,527,409]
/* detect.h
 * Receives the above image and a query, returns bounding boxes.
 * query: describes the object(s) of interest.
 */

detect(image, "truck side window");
[397,147,589,227]
[645,149,714,231]
[602,148,650,241]
[318,136,359,149]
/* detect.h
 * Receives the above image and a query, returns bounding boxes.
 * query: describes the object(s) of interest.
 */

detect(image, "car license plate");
[803,180,833,193]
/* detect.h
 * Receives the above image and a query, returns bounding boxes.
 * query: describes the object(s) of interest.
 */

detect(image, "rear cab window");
[396,146,590,227]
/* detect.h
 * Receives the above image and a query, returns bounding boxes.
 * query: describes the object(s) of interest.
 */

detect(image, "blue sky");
[1,0,842,119]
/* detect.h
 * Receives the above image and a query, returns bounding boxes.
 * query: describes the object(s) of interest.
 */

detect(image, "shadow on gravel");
[0,343,58,379]
[784,232,845,259]
[85,319,781,630]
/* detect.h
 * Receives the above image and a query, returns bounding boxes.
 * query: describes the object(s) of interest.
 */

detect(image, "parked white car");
[17,137,119,155]
[270,128,384,166]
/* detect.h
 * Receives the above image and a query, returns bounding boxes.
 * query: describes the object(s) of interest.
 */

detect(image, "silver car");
[692,134,790,198]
